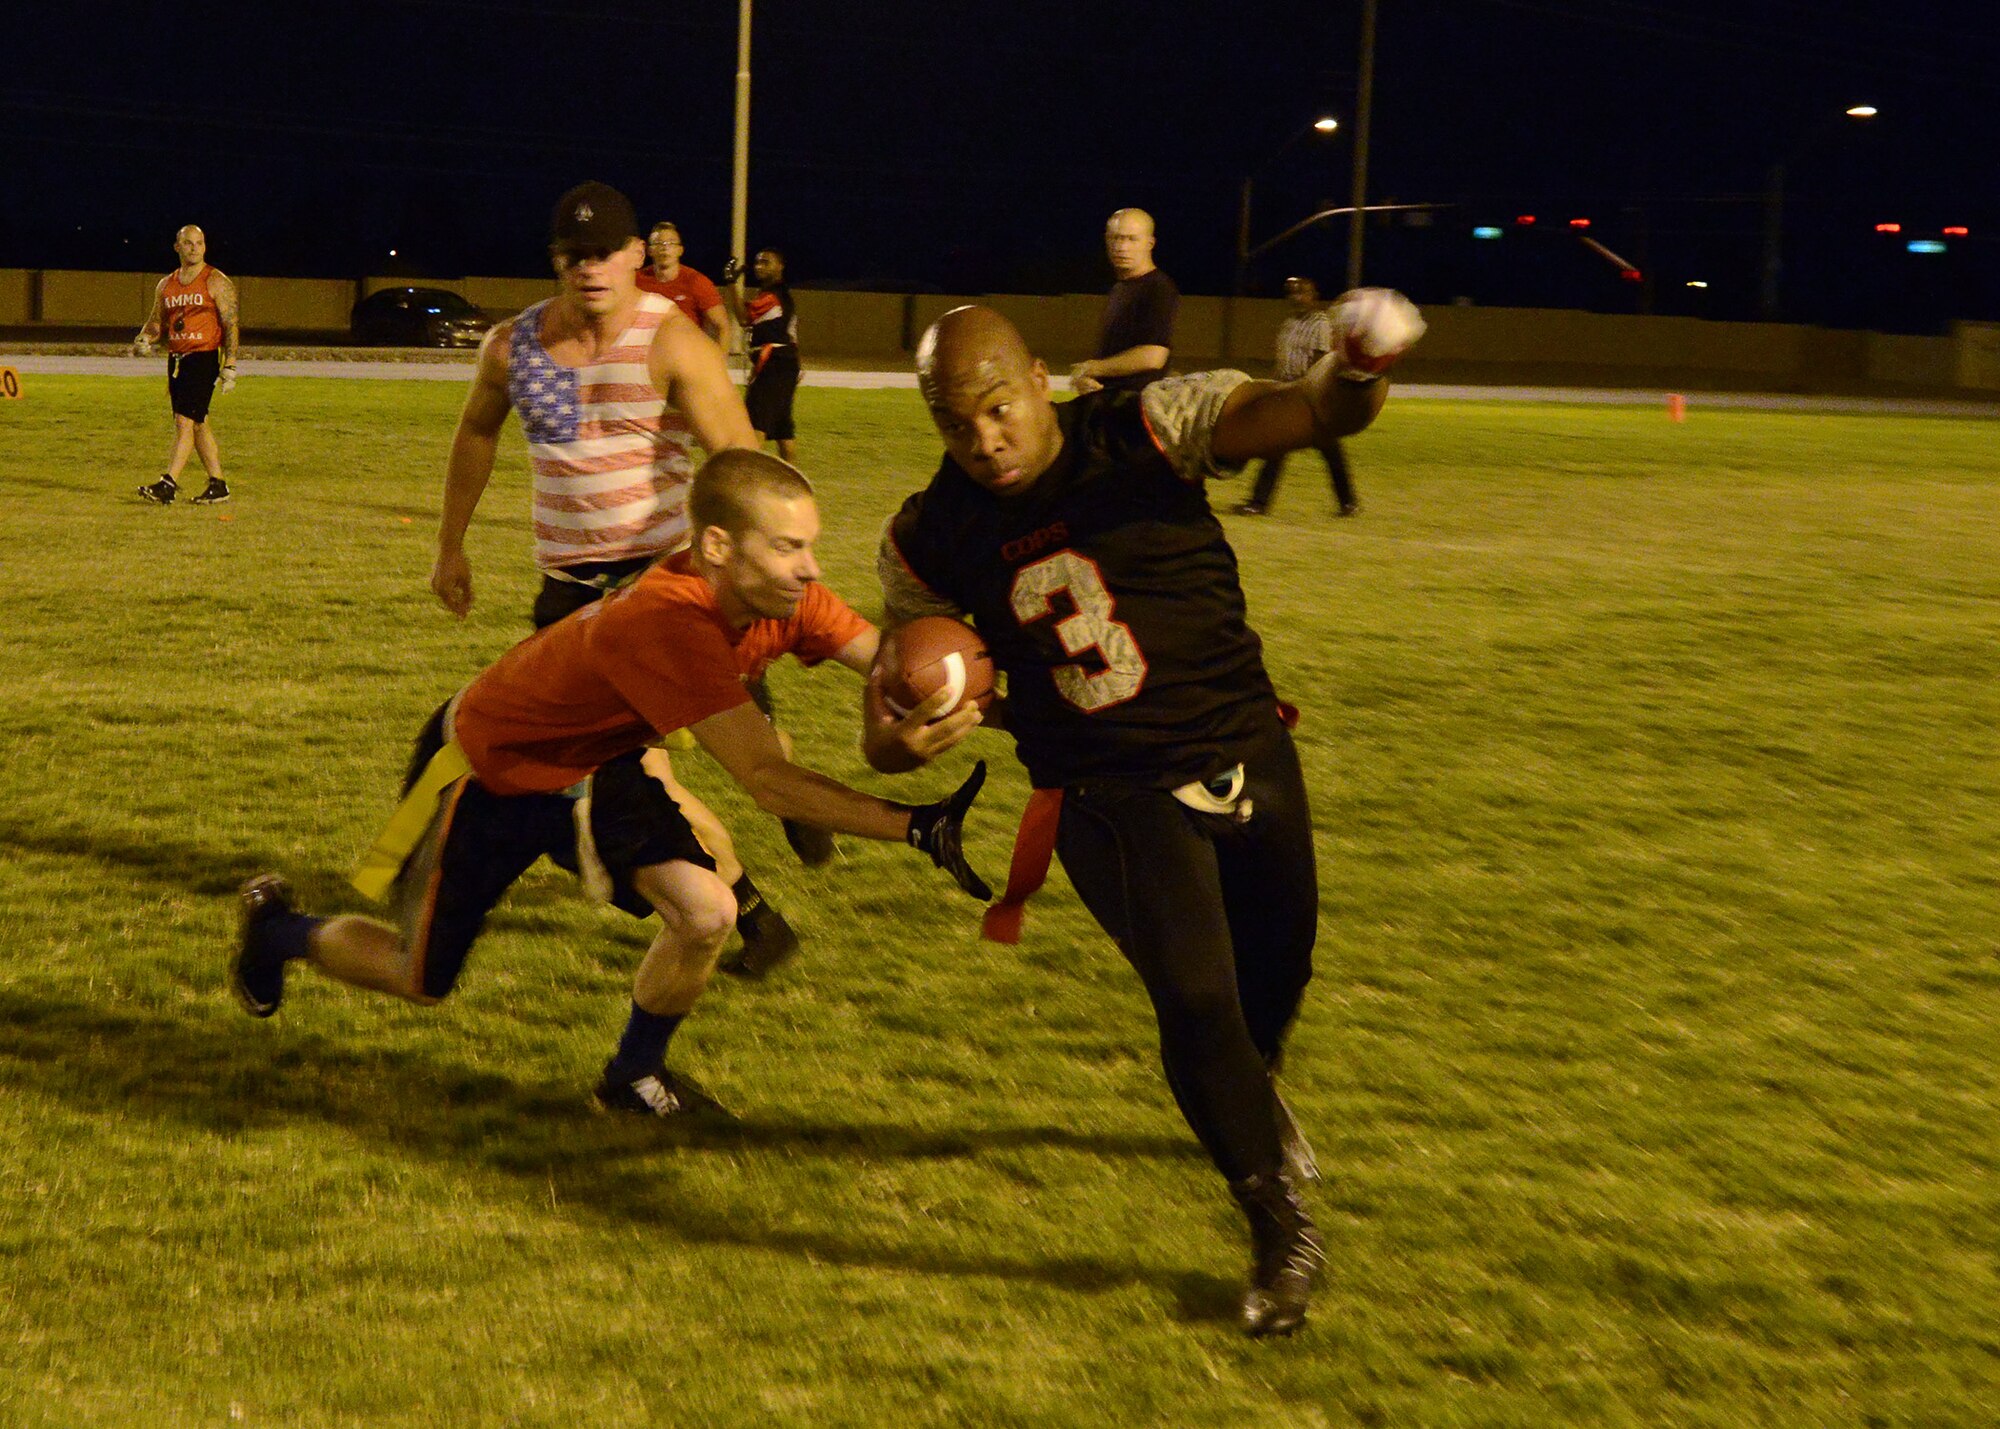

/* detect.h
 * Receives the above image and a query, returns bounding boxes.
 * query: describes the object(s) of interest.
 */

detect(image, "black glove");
[721,256,744,284]
[904,761,991,900]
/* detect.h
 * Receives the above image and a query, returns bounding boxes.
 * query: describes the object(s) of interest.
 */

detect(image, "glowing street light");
[1313,116,1339,134]
[1763,104,1882,318]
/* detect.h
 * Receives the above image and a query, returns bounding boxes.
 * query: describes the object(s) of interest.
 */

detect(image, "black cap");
[550,182,638,249]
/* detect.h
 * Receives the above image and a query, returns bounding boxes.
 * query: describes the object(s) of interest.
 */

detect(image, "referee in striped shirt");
[1234,277,1360,518]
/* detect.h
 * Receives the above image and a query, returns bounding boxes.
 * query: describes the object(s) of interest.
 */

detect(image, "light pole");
[1346,0,1378,290]
[1760,103,1876,320]
[1225,115,1339,361]
[730,0,752,326]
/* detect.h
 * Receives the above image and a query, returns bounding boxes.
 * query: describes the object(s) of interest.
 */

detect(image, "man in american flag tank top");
[427,182,810,973]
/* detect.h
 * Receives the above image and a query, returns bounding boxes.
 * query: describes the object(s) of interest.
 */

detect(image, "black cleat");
[782,817,836,867]
[594,1063,733,1120]
[190,477,232,505]
[720,885,801,979]
[232,874,295,1018]
[138,475,179,505]
[1231,1169,1326,1337]
[1337,500,1360,518]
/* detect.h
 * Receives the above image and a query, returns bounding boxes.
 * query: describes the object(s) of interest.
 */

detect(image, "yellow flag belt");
[349,739,473,901]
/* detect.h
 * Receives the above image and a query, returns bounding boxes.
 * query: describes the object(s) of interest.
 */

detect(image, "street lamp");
[1760,104,1877,320]
[1225,114,1342,358]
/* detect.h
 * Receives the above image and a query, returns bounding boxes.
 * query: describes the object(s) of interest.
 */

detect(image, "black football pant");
[1054,726,1318,1183]
[1249,440,1357,512]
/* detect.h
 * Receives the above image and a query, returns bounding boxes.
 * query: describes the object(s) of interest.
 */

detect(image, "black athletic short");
[167,349,221,422]
[391,703,715,1000]
[531,555,658,630]
[745,346,800,440]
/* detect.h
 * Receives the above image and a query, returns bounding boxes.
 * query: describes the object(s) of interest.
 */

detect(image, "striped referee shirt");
[1274,308,1333,382]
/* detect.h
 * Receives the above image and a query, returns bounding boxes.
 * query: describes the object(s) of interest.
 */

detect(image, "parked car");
[350,287,490,348]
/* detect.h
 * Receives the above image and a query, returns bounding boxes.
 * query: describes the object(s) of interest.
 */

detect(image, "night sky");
[6,1,1996,328]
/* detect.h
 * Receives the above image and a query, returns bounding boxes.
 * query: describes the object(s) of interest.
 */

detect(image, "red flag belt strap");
[981,787,1064,945]
[978,699,1295,945]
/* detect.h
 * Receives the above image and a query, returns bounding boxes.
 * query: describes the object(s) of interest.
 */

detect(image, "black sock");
[611,1001,683,1074]
[267,910,322,962]
[733,873,766,925]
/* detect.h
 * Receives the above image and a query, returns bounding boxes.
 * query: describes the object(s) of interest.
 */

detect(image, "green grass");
[2,375,1998,1427]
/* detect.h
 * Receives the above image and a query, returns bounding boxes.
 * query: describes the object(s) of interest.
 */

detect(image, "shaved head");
[173,225,207,269]
[914,305,1063,497]
[1104,209,1157,279]
[1107,208,1155,238]
[916,305,1036,407]
[690,447,814,540]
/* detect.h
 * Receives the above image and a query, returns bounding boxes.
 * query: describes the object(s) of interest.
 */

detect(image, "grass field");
[1,374,1997,1427]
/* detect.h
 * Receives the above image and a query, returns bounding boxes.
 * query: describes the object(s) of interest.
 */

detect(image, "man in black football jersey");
[738,247,801,462]
[867,299,1421,1337]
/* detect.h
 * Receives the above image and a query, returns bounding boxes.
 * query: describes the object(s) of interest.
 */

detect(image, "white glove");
[1328,288,1425,376]
[216,366,238,396]
[132,335,155,358]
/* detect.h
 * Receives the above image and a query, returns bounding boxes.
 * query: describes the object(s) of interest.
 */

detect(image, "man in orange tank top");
[232,450,988,1118]
[132,224,239,505]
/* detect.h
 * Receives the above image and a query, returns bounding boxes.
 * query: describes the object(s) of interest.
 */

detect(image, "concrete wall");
[41,269,157,326]
[1954,322,2000,392]
[236,277,354,331]
[795,289,907,358]
[0,270,32,325]
[1,265,1991,398]
[1866,332,1958,388]
[461,277,555,316]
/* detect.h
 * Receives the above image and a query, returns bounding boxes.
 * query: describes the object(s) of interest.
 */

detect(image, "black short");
[167,349,221,422]
[531,555,658,630]
[392,704,715,1000]
[746,347,800,440]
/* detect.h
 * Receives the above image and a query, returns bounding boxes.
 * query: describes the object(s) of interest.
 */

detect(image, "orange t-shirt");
[452,553,871,795]
[162,265,224,354]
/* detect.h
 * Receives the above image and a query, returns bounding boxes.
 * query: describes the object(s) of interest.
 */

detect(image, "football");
[880,617,996,717]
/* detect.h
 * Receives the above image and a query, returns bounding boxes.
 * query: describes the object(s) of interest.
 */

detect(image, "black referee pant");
[1248,441,1357,513]
[1054,725,1318,1183]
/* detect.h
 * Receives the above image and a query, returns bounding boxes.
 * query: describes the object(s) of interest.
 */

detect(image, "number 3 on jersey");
[1009,550,1149,711]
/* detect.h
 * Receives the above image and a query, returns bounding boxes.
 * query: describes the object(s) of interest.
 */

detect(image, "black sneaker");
[232,874,295,1018]
[782,818,836,867]
[1233,500,1267,516]
[594,1063,732,1120]
[138,475,178,505]
[720,884,801,978]
[190,477,232,505]
[1231,1169,1326,1337]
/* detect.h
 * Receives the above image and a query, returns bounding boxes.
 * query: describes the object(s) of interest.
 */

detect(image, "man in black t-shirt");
[869,299,1423,1337]
[1072,207,1178,395]
[739,247,801,462]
